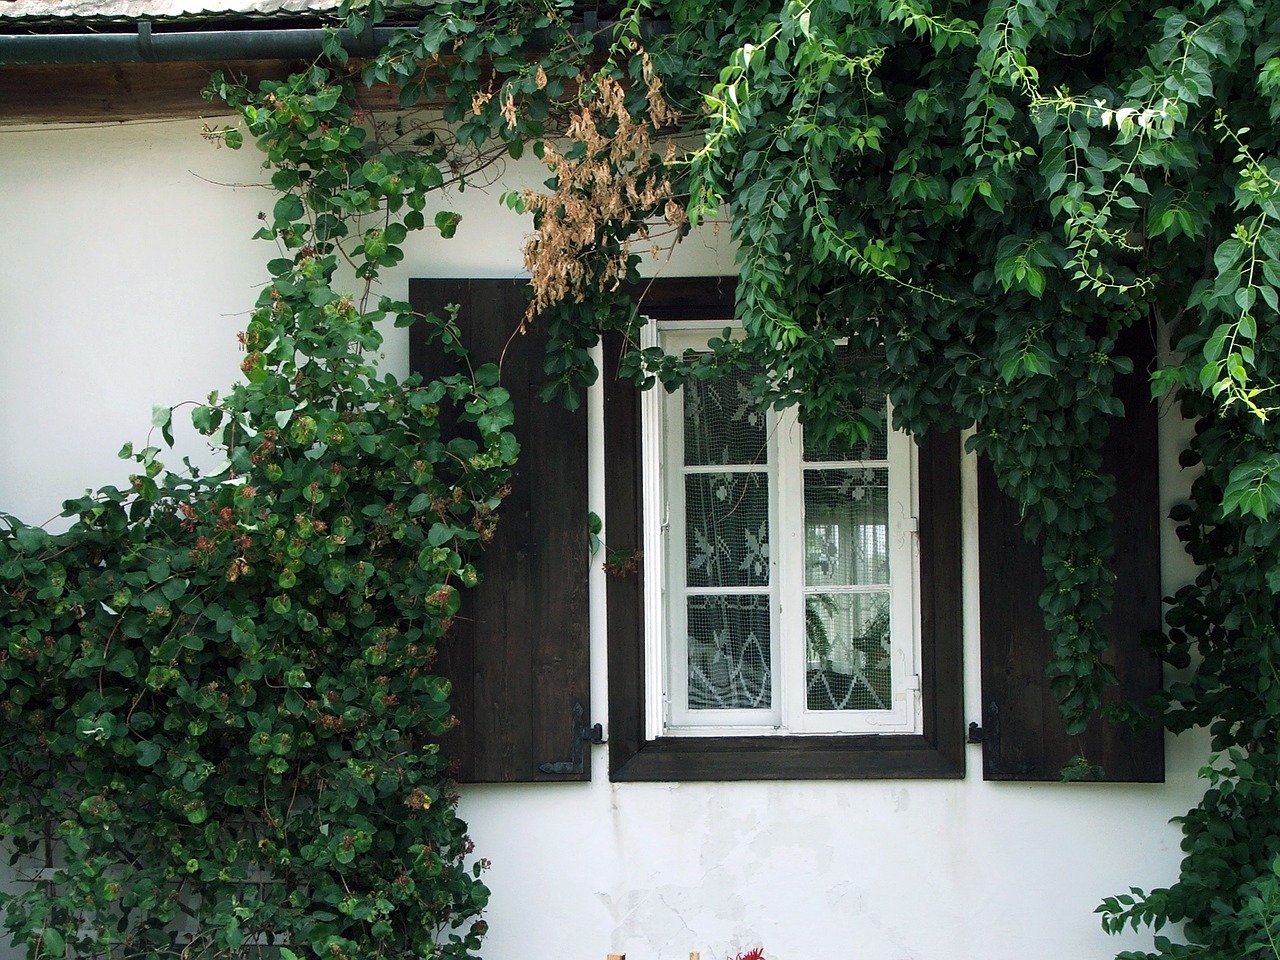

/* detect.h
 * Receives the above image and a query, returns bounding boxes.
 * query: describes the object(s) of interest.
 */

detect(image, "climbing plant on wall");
[335,0,1280,956]
[0,61,523,960]
[3,0,1280,957]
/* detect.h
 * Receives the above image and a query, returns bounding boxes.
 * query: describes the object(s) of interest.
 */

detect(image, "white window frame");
[642,320,922,739]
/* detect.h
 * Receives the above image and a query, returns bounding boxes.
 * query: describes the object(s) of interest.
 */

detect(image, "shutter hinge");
[538,700,605,776]
[968,701,1036,776]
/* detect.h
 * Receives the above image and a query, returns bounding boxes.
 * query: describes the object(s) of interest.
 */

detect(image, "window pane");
[685,472,770,587]
[804,468,889,586]
[802,346,888,463]
[805,592,892,711]
[803,391,888,462]
[684,368,766,466]
[687,594,772,710]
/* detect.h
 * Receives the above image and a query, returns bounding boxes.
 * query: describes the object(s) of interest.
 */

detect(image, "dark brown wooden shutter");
[408,279,590,782]
[977,323,1164,782]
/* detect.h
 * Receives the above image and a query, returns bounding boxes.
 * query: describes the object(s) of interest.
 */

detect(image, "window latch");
[538,700,605,776]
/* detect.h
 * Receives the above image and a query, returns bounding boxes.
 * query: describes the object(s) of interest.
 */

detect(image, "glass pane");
[805,592,892,711]
[685,472,770,587]
[804,468,889,586]
[687,594,772,710]
[684,368,767,466]
[802,346,887,462]
[803,392,888,463]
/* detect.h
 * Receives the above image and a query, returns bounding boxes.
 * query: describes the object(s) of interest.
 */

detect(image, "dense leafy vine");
[500,0,1280,956]
[4,0,1280,957]
[0,60,523,960]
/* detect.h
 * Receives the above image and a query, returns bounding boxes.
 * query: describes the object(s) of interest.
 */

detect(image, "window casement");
[645,324,923,738]
[605,278,966,782]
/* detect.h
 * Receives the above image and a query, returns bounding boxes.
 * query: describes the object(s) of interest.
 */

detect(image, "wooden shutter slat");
[603,330,647,771]
[408,279,590,783]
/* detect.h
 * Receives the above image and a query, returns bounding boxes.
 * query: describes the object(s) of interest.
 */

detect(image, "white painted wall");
[0,117,1207,960]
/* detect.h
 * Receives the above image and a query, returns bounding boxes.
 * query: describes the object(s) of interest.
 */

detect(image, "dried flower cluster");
[521,53,687,323]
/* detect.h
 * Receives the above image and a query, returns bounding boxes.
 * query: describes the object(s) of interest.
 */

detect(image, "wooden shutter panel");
[977,324,1164,782]
[602,328,646,776]
[408,279,590,782]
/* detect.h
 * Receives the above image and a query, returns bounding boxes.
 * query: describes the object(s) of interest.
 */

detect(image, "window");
[644,324,923,738]
[605,278,966,781]
[408,277,1163,785]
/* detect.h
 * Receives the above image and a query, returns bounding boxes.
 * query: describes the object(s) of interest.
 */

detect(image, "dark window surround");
[604,277,965,781]
[407,276,1160,784]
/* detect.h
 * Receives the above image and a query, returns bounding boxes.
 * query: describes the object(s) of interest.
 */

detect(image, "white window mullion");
[664,383,693,729]
[765,403,785,730]
[884,414,922,730]
[775,409,806,735]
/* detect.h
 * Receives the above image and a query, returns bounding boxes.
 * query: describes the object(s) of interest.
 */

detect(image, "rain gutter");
[0,22,398,65]
[0,12,665,66]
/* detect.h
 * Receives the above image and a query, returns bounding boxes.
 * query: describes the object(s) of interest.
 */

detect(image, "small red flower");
[733,950,765,960]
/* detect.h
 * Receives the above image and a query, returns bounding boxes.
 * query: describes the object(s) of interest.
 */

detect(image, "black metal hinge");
[538,700,604,776]
[967,701,1035,777]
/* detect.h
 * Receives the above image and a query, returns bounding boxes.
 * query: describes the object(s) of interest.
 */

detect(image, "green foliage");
[1,58,523,960]
[4,0,1280,955]
[233,1,1280,954]
[541,0,1142,733]
[267,2,1280,952]
[458,0,1280,956]
[1096,391,1280,958]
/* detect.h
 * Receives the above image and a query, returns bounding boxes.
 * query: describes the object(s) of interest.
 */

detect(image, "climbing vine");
[4,0,1280,957]
[0,57,525,960]
[459,0,1280,955]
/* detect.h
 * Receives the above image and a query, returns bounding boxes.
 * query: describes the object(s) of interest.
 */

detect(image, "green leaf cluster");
[455,0,1280,955]
[2,54,528,960]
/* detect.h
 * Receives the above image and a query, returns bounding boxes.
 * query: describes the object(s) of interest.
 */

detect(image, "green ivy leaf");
[434,210,462,239]
[151,405,174,448]
[273,194,305,228]
[136,740,162,767]
[40,928,66,959]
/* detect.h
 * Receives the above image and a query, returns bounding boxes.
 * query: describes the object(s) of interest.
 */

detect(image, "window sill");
[609,733,965,781]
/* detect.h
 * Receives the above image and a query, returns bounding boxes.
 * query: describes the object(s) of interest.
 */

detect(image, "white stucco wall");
[0,117,1208,960]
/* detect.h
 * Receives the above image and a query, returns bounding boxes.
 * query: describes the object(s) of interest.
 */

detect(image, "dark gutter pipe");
[0,15,667,66]
[0,22,396,65]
